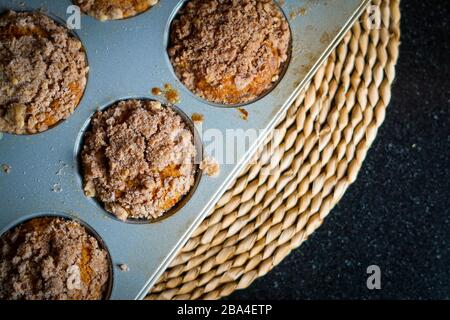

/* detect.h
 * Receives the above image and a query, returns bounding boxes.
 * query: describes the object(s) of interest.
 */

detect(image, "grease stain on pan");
[320,32,332,44]
[290,7,308,19]
[288,0,321,20]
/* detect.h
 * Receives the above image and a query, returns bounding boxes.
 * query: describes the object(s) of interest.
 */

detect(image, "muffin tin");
[0,0,370,299]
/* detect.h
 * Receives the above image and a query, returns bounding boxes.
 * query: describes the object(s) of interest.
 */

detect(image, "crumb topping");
[168,0,291,105]
[81,99,197,221]
[0,217,110,300]
[0,11,88,134]
[73,0,159,21]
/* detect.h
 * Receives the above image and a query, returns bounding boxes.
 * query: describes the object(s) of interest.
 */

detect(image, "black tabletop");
[227,0,450,300]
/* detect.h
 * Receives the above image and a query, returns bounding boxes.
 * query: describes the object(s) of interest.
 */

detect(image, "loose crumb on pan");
[162,83,181,105]
[152,84,181,104]
[73,0,159,21]
[237,108,249,121]
[151,87,163,96]
[168,0,291,105]
[0,11,88,135]
[0,217,110,300]
[1,163,11,174]
[51,183,63,193]
[191,113,204,125]
[200,156,220,177]
[119,264,129,272]
[81,99,197,221]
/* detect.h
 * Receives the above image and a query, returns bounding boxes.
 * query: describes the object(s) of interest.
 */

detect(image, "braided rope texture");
[148,0,401,300]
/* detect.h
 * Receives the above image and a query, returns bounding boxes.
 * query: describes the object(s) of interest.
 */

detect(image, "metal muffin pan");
[0,0,370,299]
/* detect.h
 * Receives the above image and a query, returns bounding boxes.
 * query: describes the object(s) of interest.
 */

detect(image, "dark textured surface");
[227,0,450,300]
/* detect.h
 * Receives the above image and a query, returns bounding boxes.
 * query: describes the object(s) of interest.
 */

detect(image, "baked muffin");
[0,11,88,135]
[73,0,159,21]
[0,217,111,300]
[81,99,197,221]
[168,0,291,105]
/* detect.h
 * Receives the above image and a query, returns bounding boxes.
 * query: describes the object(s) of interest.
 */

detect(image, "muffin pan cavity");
[77,98,203,224]
[0,10,89,135]
[166,0,293,107]
[0,213,113,300]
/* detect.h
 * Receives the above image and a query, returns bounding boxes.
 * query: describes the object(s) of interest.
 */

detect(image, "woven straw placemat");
[148,0,401,300]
